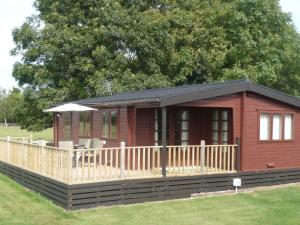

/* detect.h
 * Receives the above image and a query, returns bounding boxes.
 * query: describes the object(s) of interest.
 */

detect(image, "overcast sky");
[0,0,300,91]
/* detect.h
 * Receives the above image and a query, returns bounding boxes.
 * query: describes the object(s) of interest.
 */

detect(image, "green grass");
[0,174,300,225]
[0,126,53,142]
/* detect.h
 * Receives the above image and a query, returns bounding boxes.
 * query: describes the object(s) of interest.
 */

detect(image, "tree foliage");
[0,88,23,124]
[11,0,300,130]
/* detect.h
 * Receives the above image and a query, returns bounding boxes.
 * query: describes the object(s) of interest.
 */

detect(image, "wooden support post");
[162,107,167,177]
[235,137,241,172]
[200,140,205,173]
[120,141,126,179]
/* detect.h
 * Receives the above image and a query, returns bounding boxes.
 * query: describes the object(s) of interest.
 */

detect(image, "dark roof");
[71,80,300,109]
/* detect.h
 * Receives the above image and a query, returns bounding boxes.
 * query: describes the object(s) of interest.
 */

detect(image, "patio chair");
[78,138,91,149]
[58,141,78,167]
[90,139,106,149]
[58,141,74,149]
[32,140,48,147]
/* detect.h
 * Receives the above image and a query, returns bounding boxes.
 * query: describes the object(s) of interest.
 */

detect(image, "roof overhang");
[160,82,300,109]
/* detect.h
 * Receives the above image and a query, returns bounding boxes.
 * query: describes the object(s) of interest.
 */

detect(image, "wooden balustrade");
[0,139,70,183]
[165,144,236,175]
[0,136,32,143]
[0,138,238,184]
[72,145,162,183]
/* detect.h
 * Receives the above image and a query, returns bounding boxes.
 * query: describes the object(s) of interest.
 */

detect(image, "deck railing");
[0,136,32,143]
[0,138,238,184]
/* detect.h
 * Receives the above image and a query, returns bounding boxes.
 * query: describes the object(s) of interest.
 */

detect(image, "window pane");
[212,121,218,130]
[182,141,188,146]
[182,121,189,130]
[284,114,293,140]
[222,132,228,144]
[79,112,84,136]
[181,111,189,145]
[222,121,228,131]
[221,110,228,120]
[85,112,91,136]
[272,114,282,140]
[181,131,188,140]
[212,111,218,120]
[110,111,117,138]
[102,112,109,137]
[63,112,71,140]
[260,113,270,140]
[181,111,189,120]
[213,131,218,142]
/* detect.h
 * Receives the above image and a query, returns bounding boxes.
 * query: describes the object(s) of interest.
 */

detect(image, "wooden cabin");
[53,80,300,172]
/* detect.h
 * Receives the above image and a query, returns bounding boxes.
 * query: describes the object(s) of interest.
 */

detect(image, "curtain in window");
[284,114,293,140]
[272,114,282,140]
[260,113,270,140]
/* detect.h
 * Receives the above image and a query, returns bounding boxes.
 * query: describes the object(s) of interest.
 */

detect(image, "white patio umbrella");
[44,103,97,112]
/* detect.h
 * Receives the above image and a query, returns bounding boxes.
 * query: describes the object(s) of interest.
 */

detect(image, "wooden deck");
[0,137,238,184]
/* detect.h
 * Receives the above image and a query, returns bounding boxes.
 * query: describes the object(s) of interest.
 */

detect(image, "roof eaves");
[78,98,161,107]
[248,83,300,108]
[160,81,249,106]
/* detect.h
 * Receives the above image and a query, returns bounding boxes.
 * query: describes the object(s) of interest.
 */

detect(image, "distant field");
[0,126,53,142]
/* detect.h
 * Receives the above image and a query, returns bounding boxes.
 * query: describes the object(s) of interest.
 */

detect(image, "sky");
[0,0,300,91]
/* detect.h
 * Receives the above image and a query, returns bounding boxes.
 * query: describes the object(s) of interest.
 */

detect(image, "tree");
[11,0,300,130]
[0,88,23,125]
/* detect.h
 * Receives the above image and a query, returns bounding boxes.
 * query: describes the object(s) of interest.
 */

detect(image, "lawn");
[0,174,300,225]
[0,126,53,142]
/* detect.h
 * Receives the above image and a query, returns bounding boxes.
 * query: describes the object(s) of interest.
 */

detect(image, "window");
[259,112,294,141]
[221,111,228,144]
[181,111,189,146]
[212,111,219,144]
[102,112,109,138]
[79,112,91,137]
[212,110,230,144]
[260,113,270,140]
[62,112,71,140]
[110,111,117,138]
[174,110,189,145]
[102,111,118,139]
[272,114,282,140]
[284,114,294,140]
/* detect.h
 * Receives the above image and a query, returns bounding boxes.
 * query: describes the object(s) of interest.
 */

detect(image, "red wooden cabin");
[53,80,300,172]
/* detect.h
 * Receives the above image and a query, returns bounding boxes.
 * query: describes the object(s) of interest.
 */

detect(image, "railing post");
[41,145,45,175]
[67,149,73,184]
[235,137,241,172]
[120,141,126,179]
[29,133,33,143]
[6,136,11,163]
[200,140,205,173]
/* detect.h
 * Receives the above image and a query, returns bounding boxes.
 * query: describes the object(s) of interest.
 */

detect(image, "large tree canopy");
[11,0,300,130]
